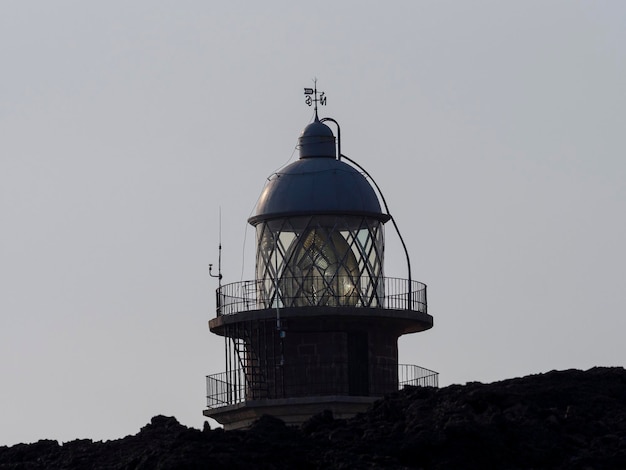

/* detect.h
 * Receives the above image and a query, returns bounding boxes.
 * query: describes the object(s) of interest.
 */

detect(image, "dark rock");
[1,367,625,469]
[202,421,211,433]
[248,414,288,435]
[301,409,335,435]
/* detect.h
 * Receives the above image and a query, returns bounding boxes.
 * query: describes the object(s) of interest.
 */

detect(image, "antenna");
[303,78,327,119]
[209,207,223,289]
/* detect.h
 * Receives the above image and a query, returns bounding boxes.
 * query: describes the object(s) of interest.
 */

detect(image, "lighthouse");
[204,85,436,430]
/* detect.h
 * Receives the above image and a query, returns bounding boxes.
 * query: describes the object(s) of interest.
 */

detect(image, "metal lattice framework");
[255,215,385,308]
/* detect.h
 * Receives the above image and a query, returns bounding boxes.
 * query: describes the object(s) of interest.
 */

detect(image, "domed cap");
[298,119,336,158]
[249,157,390,225]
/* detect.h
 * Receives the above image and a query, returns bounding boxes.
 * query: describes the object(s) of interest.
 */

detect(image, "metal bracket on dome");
[340,153,413,308]
[320,117,341,161]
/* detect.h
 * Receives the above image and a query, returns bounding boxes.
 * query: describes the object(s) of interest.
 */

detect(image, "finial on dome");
[303,78,327,121]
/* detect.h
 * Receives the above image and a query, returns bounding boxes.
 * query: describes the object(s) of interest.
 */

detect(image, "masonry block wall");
[244,314,401,399]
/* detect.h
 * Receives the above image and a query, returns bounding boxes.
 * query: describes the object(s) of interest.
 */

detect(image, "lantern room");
[249,119,391,310]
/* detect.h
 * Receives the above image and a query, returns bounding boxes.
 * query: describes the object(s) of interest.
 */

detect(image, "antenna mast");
[209,208,223,290]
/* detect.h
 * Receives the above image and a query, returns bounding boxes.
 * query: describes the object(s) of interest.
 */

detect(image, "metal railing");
[206,369,246,409]
[215,276,427,316]
[398,364,439,388]
[205,363,438,409]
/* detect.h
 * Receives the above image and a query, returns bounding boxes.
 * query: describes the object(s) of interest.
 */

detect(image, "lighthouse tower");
[204,86,436,430]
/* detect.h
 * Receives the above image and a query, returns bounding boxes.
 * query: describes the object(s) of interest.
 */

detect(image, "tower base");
[203,395,379,430]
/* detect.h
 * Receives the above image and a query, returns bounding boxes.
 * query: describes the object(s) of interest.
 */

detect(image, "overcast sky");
[1,1,625,446]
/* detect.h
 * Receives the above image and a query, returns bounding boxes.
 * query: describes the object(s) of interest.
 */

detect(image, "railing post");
[216,288,221,316]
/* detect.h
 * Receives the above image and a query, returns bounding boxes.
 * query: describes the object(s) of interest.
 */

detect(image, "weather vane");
[304,78,326,117]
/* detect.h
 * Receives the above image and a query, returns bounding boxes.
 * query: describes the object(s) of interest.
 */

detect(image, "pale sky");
[1,1,625,446]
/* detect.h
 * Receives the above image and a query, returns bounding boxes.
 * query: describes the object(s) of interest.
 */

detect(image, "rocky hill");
[1,367,625,469]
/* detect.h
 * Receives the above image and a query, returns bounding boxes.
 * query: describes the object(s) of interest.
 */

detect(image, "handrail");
[215,276,427,316]
[205,363,438,409]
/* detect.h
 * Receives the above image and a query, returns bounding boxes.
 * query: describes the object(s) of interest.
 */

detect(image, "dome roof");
[298,120,336,158]
[249,120,389,225]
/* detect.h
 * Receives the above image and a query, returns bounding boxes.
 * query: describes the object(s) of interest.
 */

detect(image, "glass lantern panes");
[255,215,384,308]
